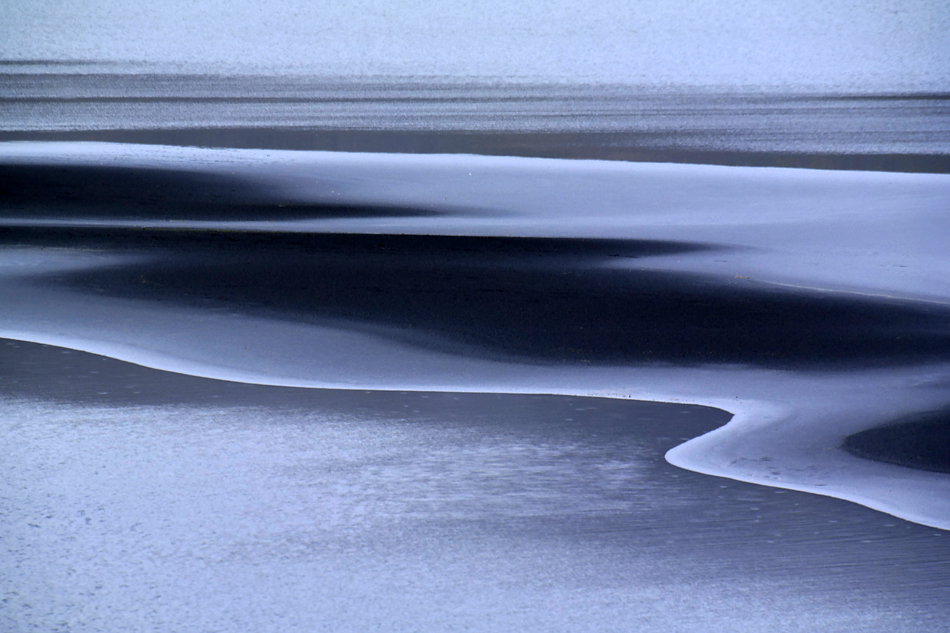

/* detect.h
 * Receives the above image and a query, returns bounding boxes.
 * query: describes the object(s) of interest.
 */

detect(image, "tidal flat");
[2,75,950,631]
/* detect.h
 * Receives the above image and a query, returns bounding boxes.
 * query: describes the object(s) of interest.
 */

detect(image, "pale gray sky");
[2,0,948,90]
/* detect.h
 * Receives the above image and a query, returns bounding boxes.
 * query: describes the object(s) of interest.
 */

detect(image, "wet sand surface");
[2,338,949,632]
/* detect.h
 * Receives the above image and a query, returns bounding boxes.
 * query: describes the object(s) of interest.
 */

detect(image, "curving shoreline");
[3,335,950,631]
[2,142,950,532]
[3,141,950,629]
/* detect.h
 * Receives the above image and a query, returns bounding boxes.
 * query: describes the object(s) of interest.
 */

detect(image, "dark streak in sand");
[0,164,444,220]
[844,410,950,475]
[4,225,950,370]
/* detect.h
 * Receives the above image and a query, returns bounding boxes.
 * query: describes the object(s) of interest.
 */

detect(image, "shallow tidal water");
[2,341,949,632]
